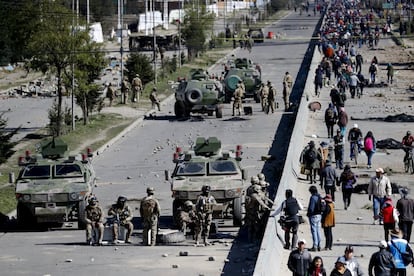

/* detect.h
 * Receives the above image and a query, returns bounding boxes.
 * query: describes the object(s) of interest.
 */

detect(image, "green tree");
[125,53,155,85]
[181,7,214,61]
[0,113,18,164]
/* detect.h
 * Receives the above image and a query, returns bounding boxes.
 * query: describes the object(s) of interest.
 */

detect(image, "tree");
[125,53,155,85]
[0,113,18,164]
[181,6,214,61]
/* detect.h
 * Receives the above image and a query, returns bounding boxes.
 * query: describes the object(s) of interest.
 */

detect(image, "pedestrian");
[368,240,397,276]
[402,131,414,163]
[271,189,304,250]
[355,52,363,73]
[368,168,392,225]
[330,86,345,111]
[84,196,104,246]
[307,185,323,252]
[195,185,217,246]
[331,257,353,276]
[337,107,349,138]
[396,188,414,242]
[322,194,335,251]
[357,71,365,96]
[246,182,271,244]
[339,165,357,210]
[131,73,143,102]
[303,141,323,184]
[108,196,134,244]
[106,82,116,106]
[325,103,338,138]
[259,83,268,111]
[380,197,399,242]
[268,81,276,113]
[320,160,338,202]
[386,63,394,84]
[140,187,161,246]
[348,124,363,161]
[149,87,161,111]
[334,129,345,169]
[369,62,378,84]
[388,229,414,275]
[288,239,312,276]
[308,256,327,276]
[121,76,130,104]
[283,71,294,111]
[314,65,324,97]
[232,82,244,116]
[364,131,376,169]
[342,245,364,276]
[349,73,360,98]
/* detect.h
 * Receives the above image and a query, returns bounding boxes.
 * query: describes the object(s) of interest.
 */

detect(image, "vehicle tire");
[174,101,185,118]
[172,199,183,228]
[232,196,245,227]
[17,203,35,227]
[226,75,242,92]
[77,199,87,230]
[157,231,186,244]
[410,159,414,174]
[353,145,358,165]
[215,106,223,118]
[186,89,203,105]
[405,159,409,173]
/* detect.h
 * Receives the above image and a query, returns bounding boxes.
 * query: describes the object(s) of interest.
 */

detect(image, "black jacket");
[368,248,396,276]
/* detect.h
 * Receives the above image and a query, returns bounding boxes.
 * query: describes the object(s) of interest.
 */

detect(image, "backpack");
[369,64,377,73]
[315,195,327,214]
[284,198,299,217]
[141,198,157,217]
[326,108,335,123]
[305,149,317,163]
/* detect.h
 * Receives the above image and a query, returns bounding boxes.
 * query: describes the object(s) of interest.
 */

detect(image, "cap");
[345,245,354,252]
[379,240,388,248]
[376,168,384,173]
[335,257,347,265]
[344,164,351,170]
[324,194,333,202]
[353,123,358,128]
[308,140,315,146]
[147,187,155,194]
[390,229,402,238]
[298,239,306,244]
[400,187,409,195]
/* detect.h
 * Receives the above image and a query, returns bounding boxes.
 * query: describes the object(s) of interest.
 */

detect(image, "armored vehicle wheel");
[215,106,223,118]
[207,111,214,116]
[232,196,245,226]
[186,89,203,104]
[174,101,185,118]
[17,203,35,227]
[77,199,87,230]
[172,199,182,227]
[226,75,242,91]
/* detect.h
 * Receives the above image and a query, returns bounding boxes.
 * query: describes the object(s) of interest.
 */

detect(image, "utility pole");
[119,0,126,103]
[71,0,76,131]
[153,0,157,84]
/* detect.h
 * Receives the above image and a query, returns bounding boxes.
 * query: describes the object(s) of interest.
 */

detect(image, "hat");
[353,123,358,128]
[335,257,347,265]
[324,194,333,202]
[376,168,384,173]
[298,239,306,244]
[390,229,402,238]
[344,164,351,170]
[378,240,388,249]
[345,245,354,252]
[400,187,409,195]
[308,140,315,146]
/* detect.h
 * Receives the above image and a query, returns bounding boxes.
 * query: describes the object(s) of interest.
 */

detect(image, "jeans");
[365,150,374,166]
[335,147,344,169]
[373,196,386,219]
[310,214,322,249]
[342,188,353,209]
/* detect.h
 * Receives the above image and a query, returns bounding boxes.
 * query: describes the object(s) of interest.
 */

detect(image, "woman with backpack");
[339,165,357,210]
[321,194,335,251]
[364,131,376,169]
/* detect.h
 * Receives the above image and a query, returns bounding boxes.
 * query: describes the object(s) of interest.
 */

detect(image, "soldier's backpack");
[141,198,156,217]
[284,198,299,217]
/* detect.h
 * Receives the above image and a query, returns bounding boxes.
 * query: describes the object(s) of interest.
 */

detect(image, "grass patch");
[0,185,17,214]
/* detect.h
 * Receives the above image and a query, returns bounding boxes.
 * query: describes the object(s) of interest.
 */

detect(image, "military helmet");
[259,180,267,187]
[136,73,140,77]
[202,185,211,193]
[250,176,259,184]
[253,184,262,193]
[184,200,194,207]
[117,196,127,204]
[89,196,98,205]
[147,187,155,194]
[257,173,265,180]
[407,131,412,136]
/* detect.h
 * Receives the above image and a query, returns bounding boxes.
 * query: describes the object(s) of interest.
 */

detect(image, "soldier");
[140,187,161,246]
[85,196,104,246]
[121,76,130,104]
[149,87,161,111]
[283,72,293,111]
[106,82,116,106]
[245,184,271,244]
[195,185,217,246]
[260,82,270,112]
[178,200,198,235]
[267,81,276,113]
[232,82,244,116]
[108,196,134,244]
[131,73,143,102]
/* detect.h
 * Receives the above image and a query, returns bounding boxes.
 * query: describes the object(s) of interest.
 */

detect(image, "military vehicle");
[165,137,247,229]
[14,138,96,229]
[174,69,224,118]
[222,58,262,103]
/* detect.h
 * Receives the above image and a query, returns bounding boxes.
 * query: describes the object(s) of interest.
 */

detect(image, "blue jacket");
[307,193,320,217]
[388,237,412,269]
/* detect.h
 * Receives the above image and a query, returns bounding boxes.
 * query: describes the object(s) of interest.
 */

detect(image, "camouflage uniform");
[140,187,161,246]
[260,84,269,112]
[108,196,134,243]
[233,83,244,116]
[245,184,271,244]
[121,77,130,104]
[267,82,276,113]
[195,185,217,246]
[283,72,293,111]
[178,201,198,235]
[131,74,143,102]
[106,83,116,106]
[149,88,161,111]
[85,197,104,245]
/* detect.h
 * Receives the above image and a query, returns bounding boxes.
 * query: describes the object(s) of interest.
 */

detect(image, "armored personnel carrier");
[165,137,247,228]
[14,138,96,229]
[222,58,262,103]
[174,69,224,118]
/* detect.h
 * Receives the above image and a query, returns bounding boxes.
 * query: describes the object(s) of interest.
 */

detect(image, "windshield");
[209,160,238,175]
[55,164,83,177]
[21,165,51,178]
[176,162,206,176]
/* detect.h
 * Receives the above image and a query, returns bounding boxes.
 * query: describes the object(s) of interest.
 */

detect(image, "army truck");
[165,137,247,229]
[14,138,96,229]
[174,69,224,119]
[222,58,262,103]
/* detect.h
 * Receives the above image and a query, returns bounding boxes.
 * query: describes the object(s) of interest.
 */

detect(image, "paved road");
[0,9,323,276]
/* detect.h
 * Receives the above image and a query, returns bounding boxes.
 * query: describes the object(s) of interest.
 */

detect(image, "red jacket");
[381,199,396,224]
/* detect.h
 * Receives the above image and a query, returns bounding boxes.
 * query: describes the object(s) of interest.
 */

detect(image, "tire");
[78,199,87,230]
[157,231,186,244]
[215,106,223,118]
[185,89,202,104]
[174,101,185,118]
[17,203,35,227]
[410,159,414,174]
[232,196,245,227]
[353,144,358,165]
[226,75,242,91]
